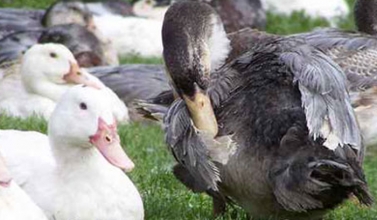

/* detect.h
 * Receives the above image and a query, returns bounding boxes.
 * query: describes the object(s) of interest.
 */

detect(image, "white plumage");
[0,86,144,220]
[0,43,129,122]
[261,0,349,22]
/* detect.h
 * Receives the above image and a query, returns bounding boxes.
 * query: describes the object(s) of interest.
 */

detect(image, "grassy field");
[2,0,377,219]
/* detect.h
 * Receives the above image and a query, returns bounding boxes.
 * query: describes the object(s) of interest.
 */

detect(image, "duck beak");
[183,83,218,137]
[63,62,102,89]
[0,155,12,188]
[89,118,135,172]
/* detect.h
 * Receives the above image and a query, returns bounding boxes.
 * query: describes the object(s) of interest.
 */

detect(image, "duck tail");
[271,126,373,213]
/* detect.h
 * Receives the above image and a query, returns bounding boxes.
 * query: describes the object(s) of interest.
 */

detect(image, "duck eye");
[50,52,57,58]
[105,135,112,142]
[79,102,87,110]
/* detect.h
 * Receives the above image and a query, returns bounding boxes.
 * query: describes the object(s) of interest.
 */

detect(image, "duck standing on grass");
[161,2,373,219]
[0,85,144,220]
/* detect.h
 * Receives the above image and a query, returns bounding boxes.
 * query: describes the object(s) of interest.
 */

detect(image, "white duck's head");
[0,153,12,188]
[48,85,134,172]
[21,43,102,101]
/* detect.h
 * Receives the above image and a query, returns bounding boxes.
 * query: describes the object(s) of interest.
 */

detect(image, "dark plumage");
[203,0,266,33]
[159,2,373,219]
[0,9,43,39]
[144,0,377,148]
[0,24,108,68]
[355,0,377,35]
[38,23,106,66]
[0,30,43,65]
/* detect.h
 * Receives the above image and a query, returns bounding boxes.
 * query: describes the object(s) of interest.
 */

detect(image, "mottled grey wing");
[332,48,377,91]
[280,44,363,159]
[164,99,220,191]
[297,28,377,92]
[88,64,170,104]
[296,28,377,50]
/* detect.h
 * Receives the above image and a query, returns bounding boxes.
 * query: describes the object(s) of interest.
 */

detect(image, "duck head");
[21,43,103,101]
[38,24,105,67]
[48,85,134,172]
[42,1,95,31]
[354,0,377,35]
[0,154,12,188]
[162,1,230,137]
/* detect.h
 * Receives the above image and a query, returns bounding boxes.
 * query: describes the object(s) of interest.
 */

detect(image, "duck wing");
[0,9,43,39]
[297,28,377,92]
[0,30,43,65]
[279,39,362,153]
[88,64,170,104]
[0,130,55,187]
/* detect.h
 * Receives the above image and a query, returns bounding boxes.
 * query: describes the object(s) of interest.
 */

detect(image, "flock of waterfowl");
[0,0,377,219]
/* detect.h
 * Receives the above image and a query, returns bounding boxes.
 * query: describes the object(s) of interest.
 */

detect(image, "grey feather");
[88,64,170,104]
[164,100,220,191]
[280,45,362,155]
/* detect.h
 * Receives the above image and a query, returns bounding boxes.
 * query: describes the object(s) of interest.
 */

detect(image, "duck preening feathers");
[157,2,373,219]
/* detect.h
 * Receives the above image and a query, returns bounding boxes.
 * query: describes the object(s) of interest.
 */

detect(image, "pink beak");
[89,118,135,172]
[63,62,102,89]
[0,154,12,188]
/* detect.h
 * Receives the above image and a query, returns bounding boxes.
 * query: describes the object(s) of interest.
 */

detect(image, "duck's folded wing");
[297,28,377,92]
[0,130,55,187]
[88,64,170,104]
[0,30,43,65]
[280,44,363,160]
[0,8,45,22]
[164,100,220,191]
[0,14,43,40]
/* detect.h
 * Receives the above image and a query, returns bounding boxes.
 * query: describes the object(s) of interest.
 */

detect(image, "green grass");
[2,0,377,219]
[1,112,377,220]
[120,55,163,65]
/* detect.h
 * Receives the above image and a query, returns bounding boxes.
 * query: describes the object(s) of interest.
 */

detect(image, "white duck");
[0,43,129,122]
[0,153,47,220]
[0,85,144,220]
[261,0,349,24]
[93,15,163,57]
[43,1,163,58]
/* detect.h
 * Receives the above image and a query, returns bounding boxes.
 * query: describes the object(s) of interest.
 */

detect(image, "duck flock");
[1,0,377,219]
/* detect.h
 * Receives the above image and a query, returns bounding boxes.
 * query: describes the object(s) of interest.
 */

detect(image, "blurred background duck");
[0,0,267,59]
[0,23,112,71]
[261,0,349,25]
[134,0,266,32]
[158,2,372,219]
[41,0,162,58]
[0,43,129,122]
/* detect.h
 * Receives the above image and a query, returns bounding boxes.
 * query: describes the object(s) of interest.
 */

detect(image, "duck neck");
[23,79,71,102]
[354,0,377,35]
[50,138,109,172]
